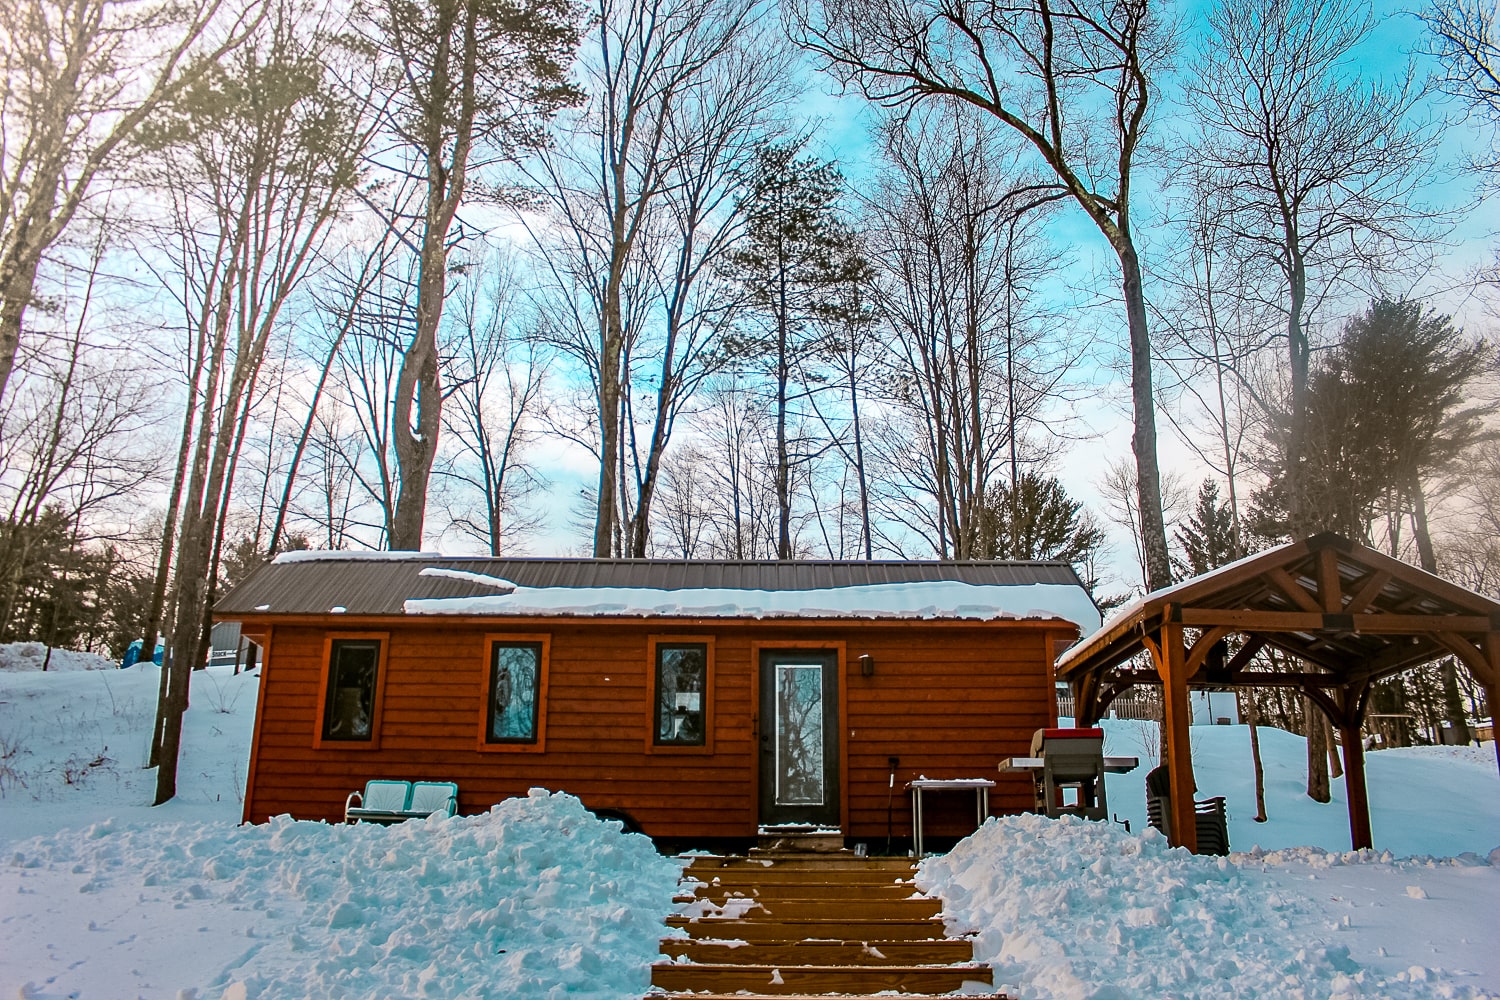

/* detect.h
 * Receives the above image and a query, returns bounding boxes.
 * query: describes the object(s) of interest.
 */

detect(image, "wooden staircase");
[648,852,1004,999]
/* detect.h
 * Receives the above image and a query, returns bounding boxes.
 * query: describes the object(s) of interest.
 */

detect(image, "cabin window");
[321,639,381,741]
[654,643,708,746]
[486,642,543,743]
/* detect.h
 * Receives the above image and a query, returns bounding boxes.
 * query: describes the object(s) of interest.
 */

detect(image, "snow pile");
[0,641,114,672]
[406,577,1103,630]
[918,814,1499,999]
[5,790,681,998]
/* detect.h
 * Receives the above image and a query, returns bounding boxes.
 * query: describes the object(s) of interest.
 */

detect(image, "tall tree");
[0,0,258,409]
[863,104,1073,559]
[731,142,865,559]
[788,0,1176,590]
[146,4,367,803]
[1188,0,1440,530]
[524,0,783,556]
[361,0,580,549]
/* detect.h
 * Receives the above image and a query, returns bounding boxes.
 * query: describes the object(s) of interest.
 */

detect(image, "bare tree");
[0,222,160,639]
[788,0,1177,590]
[359,0,580,549]
[1098,457,1192,590]
[523,0,780,555]
[862,103,1075,558]
[329,261,413,547]
[266,233,406,556]
[147,5,368,803]
[1188,0,1441,532]
[1153,174,1280,546]
[439,254,550,554]
[1426,0,1500,183]
[0,0,259,409]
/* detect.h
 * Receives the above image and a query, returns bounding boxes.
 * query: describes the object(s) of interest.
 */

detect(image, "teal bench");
[344,780,459,824]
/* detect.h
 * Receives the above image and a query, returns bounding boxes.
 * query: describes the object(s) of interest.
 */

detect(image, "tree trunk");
[1304,694,1331,803]
[390,242,443,549]
[1284,247,1309,534]
[1244,690,1268,821]
[1409,481,1473,743]
[0,243,46,413]
[775,259,792,559]
[1326,715,1342,779]
[849,357,872,560]
[1118,245,1172,593]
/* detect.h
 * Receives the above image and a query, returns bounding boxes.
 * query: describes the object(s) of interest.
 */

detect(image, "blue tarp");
[121,640,165,669]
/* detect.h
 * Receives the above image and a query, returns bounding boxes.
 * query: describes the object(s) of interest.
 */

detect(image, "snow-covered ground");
[2,644,1498,998]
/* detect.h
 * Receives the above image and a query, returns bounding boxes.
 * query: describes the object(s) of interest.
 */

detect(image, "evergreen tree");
[730,142,867,558]
[1173,480,1241,580]
[1252,299,1491,543]
[975,472,1108,596]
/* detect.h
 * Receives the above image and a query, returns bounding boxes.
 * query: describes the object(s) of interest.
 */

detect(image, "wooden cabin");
[217,556,1101,847]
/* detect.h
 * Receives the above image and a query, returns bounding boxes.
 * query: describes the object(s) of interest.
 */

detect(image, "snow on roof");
[272,550,446,564]
[404,575,1102,629]
[419,567,518,591]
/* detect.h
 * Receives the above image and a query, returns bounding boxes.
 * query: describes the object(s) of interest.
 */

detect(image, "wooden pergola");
[1055,533,1500,853]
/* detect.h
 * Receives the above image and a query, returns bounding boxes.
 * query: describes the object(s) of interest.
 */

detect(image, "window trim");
[313,632,390,750]
[476,633,550,753]
[646,635,715,755]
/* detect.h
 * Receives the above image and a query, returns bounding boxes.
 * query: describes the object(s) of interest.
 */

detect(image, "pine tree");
[1173,480,1241,580]
[975,472,1108,597]
[730,142,866,558]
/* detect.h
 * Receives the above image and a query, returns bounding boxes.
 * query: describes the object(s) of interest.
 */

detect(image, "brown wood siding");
[244,619,1062,840]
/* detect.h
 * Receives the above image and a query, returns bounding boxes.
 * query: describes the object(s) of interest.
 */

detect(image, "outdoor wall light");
[859,654,875,677]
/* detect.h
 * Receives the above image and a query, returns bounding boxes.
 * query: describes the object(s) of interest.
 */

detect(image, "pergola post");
[1337,702,1372,850]
[1157,617,1197,853]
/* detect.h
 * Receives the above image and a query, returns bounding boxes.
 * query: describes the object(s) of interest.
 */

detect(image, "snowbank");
[0,641,114,672]
[406,578,1103,630]
[918,814,1500,999]
[4,790,681,999]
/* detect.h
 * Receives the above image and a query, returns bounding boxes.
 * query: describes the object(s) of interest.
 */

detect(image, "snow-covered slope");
[1091,718,1500,857]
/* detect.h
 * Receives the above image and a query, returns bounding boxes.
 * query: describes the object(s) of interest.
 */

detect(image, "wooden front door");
[758,649,840,828]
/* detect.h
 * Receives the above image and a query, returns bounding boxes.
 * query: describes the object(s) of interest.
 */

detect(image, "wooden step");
[684,876,919,896]
[650,962,993,994]
[659,937,976,966]
[678,897,942,920]
[649,994,1010,1000]
[666,914,953,941]
[685,854,916,873]
[687,869,918,887]
[677,886,923,905]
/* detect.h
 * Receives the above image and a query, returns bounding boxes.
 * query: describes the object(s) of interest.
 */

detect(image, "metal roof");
[215,556,1091,618]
